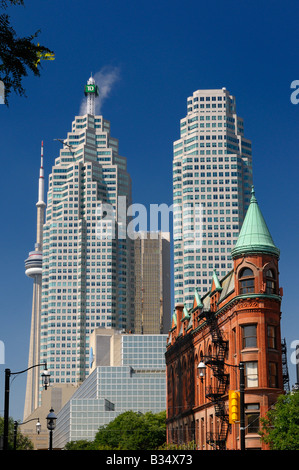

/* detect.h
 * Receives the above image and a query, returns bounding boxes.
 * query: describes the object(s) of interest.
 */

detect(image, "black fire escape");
[198,308,230,450]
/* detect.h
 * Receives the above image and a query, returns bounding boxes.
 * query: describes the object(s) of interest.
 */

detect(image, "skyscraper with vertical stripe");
[134,232,171,334]
[24,76,134,416]
[173,88,253,307]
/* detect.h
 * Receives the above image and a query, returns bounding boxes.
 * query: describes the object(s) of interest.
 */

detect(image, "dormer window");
[266,269,276,294]
[239,268,254,294]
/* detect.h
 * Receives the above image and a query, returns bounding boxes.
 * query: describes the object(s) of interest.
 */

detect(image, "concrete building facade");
[134,232,171,334]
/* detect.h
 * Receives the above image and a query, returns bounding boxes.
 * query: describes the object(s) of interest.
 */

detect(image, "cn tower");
[23,142,46,419]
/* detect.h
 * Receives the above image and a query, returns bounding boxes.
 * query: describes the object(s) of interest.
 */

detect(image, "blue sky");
[0,0,299,421]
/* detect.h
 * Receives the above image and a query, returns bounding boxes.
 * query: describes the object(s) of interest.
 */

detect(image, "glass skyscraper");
[53,329,167,448]
[39,80,134,390]
[173,88,252,307]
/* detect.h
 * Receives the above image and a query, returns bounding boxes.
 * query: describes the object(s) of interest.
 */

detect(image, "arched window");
[239,267,254,294]
[266,269,276,294]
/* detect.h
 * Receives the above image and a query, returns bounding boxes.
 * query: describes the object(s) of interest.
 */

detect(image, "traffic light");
[229,390,240,423]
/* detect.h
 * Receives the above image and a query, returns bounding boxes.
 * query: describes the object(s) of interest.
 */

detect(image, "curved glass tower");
[173,88,253,308]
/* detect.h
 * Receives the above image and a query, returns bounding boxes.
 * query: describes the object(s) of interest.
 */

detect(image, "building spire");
[211,268,222,293]
[84,74,99,115]
[231,186,280,259]
[250,184,257,202]
[40,140,44,173]
[36,141,46,251]
[37,141,44,202]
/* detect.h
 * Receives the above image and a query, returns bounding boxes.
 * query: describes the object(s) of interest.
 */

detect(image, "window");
[267,325,277,349]
[245,362,258,387]
[245,404,260,434]
[269,362,278,388]
[266,269,276,294]
[239,268,254,294]
[242,325,257,348]
[232,328,236,355]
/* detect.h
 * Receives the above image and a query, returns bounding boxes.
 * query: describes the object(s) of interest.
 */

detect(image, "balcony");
[205,384,227,400]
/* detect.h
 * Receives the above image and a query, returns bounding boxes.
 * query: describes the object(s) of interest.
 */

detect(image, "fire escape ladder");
[200,309,230,449]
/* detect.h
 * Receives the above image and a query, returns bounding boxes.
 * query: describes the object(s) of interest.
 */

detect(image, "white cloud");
[80,66,121,115]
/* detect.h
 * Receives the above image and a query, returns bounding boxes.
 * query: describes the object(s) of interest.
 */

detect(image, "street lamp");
[13,418,41,450]
[3,362,49,451]
[41,368,50,390]
[197,361,206,382]
[46,408,57,450]
[36,419,41,434]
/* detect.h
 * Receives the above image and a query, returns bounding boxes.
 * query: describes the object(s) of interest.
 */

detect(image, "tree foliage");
[259,391,299,450]
[94,410,166,450]
[0,0,53,104]
[64,410,166,451]
[0,416,34,450]
[64,439,95,451]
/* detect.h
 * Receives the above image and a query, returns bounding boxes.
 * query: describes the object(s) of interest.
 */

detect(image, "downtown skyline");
[0,0,299,422]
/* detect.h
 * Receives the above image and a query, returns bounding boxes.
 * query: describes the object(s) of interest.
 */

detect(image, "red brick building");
[165,188,288,450]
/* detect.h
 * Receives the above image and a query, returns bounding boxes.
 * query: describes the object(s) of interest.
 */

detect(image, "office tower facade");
[54,328,167,448]
[24,142,46,419]
[173,88,253,307]
[134,232,171,334]
[38,77,133,390]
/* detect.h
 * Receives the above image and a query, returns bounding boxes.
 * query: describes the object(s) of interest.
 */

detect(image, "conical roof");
[231,187,280,259]
[210,269,222,294]
[194,288,203,308]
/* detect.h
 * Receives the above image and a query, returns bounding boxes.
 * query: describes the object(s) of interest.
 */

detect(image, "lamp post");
[239,362,245,452]
[3,362,49,451]
[41,367,50,390]
[197,360,245,451]
[197,361,206,383]
[13,418,41,451]
[46,408,57,450]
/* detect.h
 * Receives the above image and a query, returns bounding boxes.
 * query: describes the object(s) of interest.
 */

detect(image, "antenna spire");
[84,75,99,116]
[36,141,46,251]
